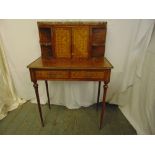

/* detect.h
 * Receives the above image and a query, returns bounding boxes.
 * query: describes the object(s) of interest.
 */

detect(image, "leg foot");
[96,81,101,111]
[45,80,51,109]
[33,81,44,127]
[99,83,108,129]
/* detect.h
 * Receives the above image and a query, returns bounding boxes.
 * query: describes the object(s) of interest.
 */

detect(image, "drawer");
[70,71,105,79]
[35,70,69,79]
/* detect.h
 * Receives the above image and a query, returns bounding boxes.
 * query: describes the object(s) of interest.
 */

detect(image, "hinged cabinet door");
[72,26,89,58]
[54,27,71,58]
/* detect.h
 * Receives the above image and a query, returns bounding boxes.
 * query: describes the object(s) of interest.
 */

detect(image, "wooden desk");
[27,57,113,129]
[27,21,113,129]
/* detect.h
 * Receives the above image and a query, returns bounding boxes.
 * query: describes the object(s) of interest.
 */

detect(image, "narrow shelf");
[40,42,52,46]
[92,43,105,46]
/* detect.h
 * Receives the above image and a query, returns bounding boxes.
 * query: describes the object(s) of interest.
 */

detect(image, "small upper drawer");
[70,71,105,79]
[35,70,69,79]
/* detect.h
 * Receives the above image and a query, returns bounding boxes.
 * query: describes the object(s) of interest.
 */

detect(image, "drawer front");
[35,70,69,79]
[71,71,105,79]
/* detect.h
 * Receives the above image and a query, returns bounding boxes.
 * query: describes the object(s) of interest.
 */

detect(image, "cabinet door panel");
[54,27,71,58]
[72,26,89,58]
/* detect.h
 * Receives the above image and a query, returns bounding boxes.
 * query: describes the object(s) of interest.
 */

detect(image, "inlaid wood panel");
[54,27,71,58]
[72,26,89,58]
[71,71,105,79]
[35,70,69,79]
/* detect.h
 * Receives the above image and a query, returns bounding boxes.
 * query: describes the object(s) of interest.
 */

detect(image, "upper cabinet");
[37,21,107,59]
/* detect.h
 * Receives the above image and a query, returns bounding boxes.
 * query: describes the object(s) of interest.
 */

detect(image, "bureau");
[27,21,113,129]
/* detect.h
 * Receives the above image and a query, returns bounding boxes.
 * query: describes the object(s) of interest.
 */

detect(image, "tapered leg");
[99,83,108,129]
[33,81,44,127]
[45,80,51,109]
[96,81,101,111]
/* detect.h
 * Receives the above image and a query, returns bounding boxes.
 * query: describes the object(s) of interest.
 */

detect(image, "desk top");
[27,57,113,70]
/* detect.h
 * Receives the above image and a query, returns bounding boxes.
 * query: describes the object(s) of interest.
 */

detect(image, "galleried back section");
[38,21,107,59]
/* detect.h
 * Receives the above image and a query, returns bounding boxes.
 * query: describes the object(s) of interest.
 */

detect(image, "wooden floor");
[0,102,136,135]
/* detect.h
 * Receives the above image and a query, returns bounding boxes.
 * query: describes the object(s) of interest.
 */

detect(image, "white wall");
[0,20,41,99]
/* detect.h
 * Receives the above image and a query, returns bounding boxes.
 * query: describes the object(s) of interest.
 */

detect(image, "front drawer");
[35,70,69,79]
[70,71,105,79]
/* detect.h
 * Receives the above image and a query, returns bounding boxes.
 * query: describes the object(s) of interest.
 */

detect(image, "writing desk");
[28,57,113,129]
[27,21,113,129]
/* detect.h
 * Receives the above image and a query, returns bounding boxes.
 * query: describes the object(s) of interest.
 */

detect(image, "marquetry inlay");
[72,26,89,58]
[36,70,69,79]
[71,71,105,79]
[55,28,71,58]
